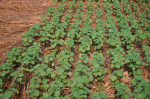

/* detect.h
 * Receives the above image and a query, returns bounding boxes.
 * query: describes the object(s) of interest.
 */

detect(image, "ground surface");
[0,0,52,65]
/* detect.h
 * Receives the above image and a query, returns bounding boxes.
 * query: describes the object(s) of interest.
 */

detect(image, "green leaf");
[55,91,60,97]
[110,74,117,81]
[0,78,3,86]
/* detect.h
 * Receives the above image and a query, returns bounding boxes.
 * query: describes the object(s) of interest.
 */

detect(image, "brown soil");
[0,0,53,65]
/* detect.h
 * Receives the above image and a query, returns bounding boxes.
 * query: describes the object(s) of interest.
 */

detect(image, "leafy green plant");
[92,91,107,99]
[22,42,42,66]
[125,50,144,70]
[22,23,41,46]
[91,52,105,81]
[79,36,92,52]
[113,82,132,99]
[142,45,150,68]
[70,61,93,98]
[107,48,125,69]
[132,69,150,98]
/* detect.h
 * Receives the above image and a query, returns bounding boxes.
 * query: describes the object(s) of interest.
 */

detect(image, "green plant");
[125,50,144,70]
[22,23,41,46]
[142,45,150,68]
[22,42,42,66]
[113,82,132,99]
[132,69,150,98]
[92,91,107,99]
[70,61,93,98]
[91,52,105,81]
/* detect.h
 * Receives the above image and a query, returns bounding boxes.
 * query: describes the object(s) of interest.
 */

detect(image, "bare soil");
[0,0,53,65]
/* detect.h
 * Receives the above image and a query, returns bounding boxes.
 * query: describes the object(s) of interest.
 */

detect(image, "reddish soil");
[0,0,53,65]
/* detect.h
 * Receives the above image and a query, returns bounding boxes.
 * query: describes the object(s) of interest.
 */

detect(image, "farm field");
[0,0,150,99]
